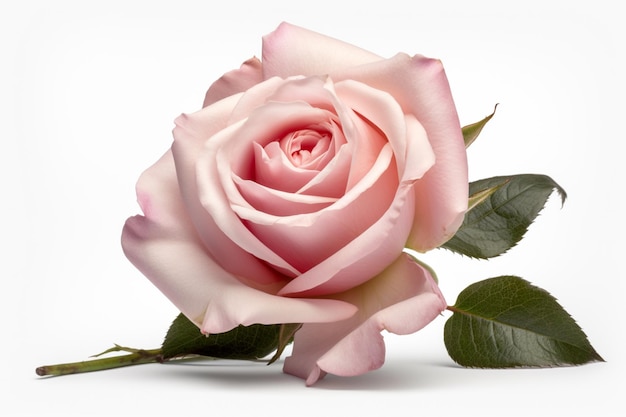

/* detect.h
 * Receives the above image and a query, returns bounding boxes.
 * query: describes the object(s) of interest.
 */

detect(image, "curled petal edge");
[283,252,446,385]
[122,212,357,336]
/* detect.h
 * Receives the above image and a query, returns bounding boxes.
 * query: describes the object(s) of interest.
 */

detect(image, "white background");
[2,0,624,416]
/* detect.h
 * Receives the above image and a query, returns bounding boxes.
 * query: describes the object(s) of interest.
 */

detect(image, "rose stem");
[35,348,163,377]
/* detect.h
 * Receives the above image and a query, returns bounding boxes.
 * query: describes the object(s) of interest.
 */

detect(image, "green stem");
[36,348,163,377]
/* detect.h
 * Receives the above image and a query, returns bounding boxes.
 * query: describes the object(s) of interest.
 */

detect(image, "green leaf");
[444,276,603,368]
[462,104,498,147]
[442,174,566,258]
[161,313,285,361]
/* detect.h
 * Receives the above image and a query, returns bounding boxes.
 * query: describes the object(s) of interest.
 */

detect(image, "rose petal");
[277,172,414,296]
[193,116,301,277]
[233,174,337,216]
[200,272,357,335]
[283,252,446,385]
[267,75,337,113]
[262,22,382,79]
[296,142,351,197]
[172,96,291,283]
[252,141,317,193]
[227,76,294,125]
[123,212,357,335]
[332,53,468,250]
[334,79,435,181]
[234,145,397,273]
[120,151,220,322]
[203,57,264,107]
[125,124,358,332]
[276,104,432,297]
[130,151,194,236]
[330,88,388,190]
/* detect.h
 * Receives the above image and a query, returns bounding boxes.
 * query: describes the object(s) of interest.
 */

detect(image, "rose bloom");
[122,22,467,385]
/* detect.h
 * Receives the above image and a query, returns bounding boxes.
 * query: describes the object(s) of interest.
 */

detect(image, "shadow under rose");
[158,357,464,391]
[312,359,462,391]
[160,359,298,388]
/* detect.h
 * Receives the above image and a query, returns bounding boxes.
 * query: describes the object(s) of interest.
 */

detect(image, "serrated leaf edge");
[445,277,604,367]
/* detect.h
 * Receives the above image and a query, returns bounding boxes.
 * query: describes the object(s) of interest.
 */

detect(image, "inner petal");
[233,173,338,216]
[282,128,331,168]
[254,142,318,193]
[253,118,345,192]
[233,144,397,273]
[296,141,352,198]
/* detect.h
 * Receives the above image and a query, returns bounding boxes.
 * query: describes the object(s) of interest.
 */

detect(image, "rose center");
[282,129,330,167]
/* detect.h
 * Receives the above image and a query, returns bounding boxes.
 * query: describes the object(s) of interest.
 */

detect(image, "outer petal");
[121,154,357,332]
[121,151,208,322]
[262,22,382,79]
[334,79,435,182]
[332,53,468,250]
[123,214,357,334]
[402,56,467,250]
[173,95,290,283]
[283,252,446,385]
[203,57,264,107]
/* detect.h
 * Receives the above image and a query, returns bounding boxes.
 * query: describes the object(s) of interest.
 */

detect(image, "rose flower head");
[122,22,468,385]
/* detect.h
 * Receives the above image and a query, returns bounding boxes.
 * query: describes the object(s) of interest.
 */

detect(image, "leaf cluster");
[440,107,601,368]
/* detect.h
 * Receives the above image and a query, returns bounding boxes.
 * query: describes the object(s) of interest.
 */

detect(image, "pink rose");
[122,22,468,385]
